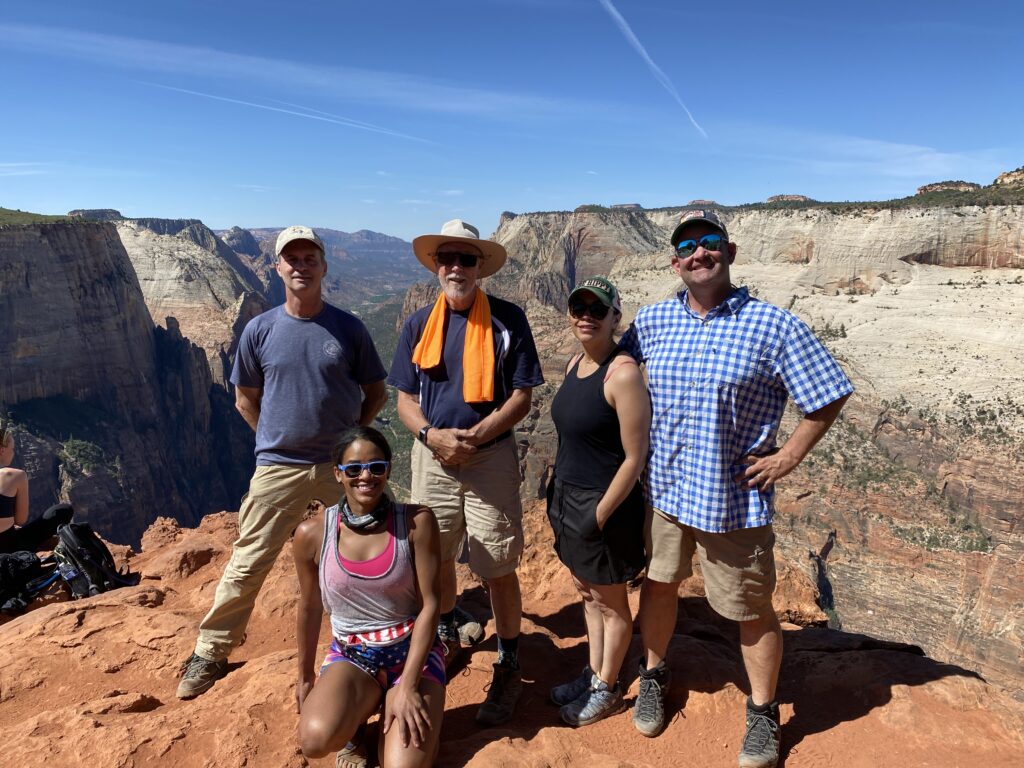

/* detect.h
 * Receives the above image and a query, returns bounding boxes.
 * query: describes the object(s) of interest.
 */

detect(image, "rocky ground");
[2,509,1022,767]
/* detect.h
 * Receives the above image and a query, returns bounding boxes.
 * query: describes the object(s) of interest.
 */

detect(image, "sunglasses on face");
[336,460,390,478]
[568,299,611,320]
[435,251,479,268]
[674,234,726,258]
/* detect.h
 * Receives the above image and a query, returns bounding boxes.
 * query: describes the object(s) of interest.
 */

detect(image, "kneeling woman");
[547,277,650,727]
[294,426,445,767]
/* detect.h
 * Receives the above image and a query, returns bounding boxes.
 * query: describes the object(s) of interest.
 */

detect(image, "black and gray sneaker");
[738,698,781,768]
[476,663,523,726]
[438,623,464,672]
[176,652,228,699]
[550,665,594,706]
[631,660,670,737]
[561,674,625,726]
[454,604,485,646]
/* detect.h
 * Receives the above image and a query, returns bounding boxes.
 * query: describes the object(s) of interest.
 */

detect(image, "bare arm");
[13,470,29,527]
[740,394,851,491]
[234,384,262,432]
[293,515,326,713]
[396,390,476,465]
[382,505,442,749]
[358,379,388,426]
[457,387,533,446]
[596,358,650,529]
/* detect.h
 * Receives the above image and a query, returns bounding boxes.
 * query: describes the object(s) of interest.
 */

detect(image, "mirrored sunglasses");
[436,251,479,268]
[675,234,726,258]
[336,460,390,478]
[568,299,611,320]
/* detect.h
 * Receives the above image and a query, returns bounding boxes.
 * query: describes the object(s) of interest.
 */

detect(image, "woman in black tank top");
[0,422,73,555]
[546,277,651,727]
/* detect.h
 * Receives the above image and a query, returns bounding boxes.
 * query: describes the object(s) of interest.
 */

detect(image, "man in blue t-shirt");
[389,219,544,727]
[177,225,387,700]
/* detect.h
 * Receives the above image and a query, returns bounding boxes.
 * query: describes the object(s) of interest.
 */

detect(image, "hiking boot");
[439,624,464,672]
[454,604,485,646]
[550,665,593,706]
[176,652,227,699]
[738,698,781,768]
[561,674,625,727]
[632,660,670,737]
[475,663,522,726]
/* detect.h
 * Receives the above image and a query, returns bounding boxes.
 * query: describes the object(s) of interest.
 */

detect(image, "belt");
[476,431,512,450]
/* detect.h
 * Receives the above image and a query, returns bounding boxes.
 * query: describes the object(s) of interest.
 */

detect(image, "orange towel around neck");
[411,289,494,403]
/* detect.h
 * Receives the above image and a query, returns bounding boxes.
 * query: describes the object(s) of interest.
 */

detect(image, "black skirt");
[546,478,645,585]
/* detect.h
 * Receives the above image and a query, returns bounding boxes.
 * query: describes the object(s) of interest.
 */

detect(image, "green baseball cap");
[568,276,621,313]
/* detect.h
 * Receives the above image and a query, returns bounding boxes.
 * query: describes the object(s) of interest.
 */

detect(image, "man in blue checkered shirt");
[619,209,853,767]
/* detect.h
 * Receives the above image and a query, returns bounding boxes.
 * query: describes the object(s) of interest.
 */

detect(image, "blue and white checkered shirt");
[620,287,853,532]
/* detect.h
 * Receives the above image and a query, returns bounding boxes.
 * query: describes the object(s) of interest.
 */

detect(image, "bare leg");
[739,611,783,706]
[638,577,680,668]
[485,570,522,640]
[573,574,604,674]
[379,678,445,768]
[589,581,632,685]
[439,558,457,614]
[298,662,382,759]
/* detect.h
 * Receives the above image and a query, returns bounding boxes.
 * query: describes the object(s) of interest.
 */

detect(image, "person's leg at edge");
[298,660,382,759]
[487,569,522,663]
[573,575,604,675]
[379,678,445,768]
[638,577,680,669]
[740,610,782,706]
[589,581,632,686]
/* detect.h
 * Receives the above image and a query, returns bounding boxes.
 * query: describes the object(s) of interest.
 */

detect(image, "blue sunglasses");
[675,234,726,258]
[336,461,390,478]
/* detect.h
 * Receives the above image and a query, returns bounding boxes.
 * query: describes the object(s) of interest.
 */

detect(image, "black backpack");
[52,522,139,598]
[0,551,60,614]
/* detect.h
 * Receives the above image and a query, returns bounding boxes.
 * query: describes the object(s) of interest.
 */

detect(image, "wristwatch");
[418,425,432,445]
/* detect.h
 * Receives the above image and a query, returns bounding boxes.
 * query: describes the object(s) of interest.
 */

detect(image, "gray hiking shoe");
[454,604,485,646]
[475,663,522,726]
[738,699,781,768]
[176,652,227,699]
[550,665,593,706]
[632,660,670,737]
[561,674,625,726]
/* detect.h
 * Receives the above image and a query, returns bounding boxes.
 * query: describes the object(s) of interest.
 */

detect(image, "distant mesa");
[993,166,1024,187]
[767,194,815,203]
[221,225,262,258]
[916,181,981,195]
[686,199,717,207]
[67,208,123,221]
[611,203,643,210]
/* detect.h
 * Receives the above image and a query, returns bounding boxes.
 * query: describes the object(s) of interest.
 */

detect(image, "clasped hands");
[428,426,485,465]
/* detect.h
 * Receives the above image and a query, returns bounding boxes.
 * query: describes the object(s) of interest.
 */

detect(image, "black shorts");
[546,478,645,585]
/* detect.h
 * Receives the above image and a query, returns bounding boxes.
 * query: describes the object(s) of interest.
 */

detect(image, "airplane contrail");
[145,83,431,142]
[597,0,708,138]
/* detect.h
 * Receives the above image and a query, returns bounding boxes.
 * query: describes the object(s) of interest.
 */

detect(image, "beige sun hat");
[412,219,507,278]
[276,225,325,256]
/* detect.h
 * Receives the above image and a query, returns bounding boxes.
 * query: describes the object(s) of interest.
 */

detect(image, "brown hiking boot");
[176,652,227,699]
[475,663,522,726]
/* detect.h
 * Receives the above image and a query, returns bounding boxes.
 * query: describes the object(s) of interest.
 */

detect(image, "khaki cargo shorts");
[645,507,776,622]
[411,437,524,580]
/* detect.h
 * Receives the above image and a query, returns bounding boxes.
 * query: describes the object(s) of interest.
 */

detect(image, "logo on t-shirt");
[322,340,342,359]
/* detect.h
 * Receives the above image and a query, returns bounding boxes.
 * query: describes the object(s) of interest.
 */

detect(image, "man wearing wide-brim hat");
[388,219,544,726]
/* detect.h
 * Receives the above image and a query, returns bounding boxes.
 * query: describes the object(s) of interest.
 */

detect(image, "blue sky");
[1,0,1021,239]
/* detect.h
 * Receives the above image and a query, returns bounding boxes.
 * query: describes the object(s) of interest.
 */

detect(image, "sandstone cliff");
[1,510,1021,767]
[0,221,252,543]
[116,219,268,384]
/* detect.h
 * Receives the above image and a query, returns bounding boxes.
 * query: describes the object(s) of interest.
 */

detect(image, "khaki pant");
[645,507,777,622]
[411,437,524,580]
[194,462,342,661]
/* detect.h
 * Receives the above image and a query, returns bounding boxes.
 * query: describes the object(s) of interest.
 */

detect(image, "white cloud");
[0,162,49,177]
[0,23,579,119]
[586,170,599,175]
[440,189,464,196]
[401,198,432,205]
